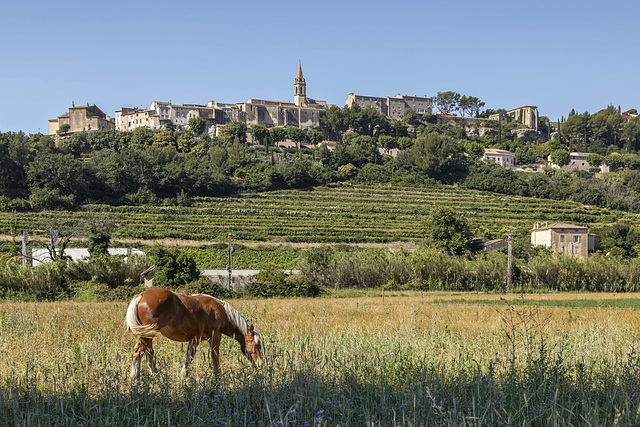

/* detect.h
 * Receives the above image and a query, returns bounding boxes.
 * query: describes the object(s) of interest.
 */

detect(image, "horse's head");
[244,324,263,367]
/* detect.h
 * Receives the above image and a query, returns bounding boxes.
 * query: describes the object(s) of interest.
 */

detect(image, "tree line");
[1,102,640,213]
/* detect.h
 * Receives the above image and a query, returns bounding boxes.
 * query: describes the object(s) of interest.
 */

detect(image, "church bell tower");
[294,61,306,107]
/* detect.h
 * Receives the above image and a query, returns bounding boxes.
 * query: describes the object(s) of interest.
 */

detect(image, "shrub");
[179,278,233,299]
[72,281,143,302]
[246,264,320,297]
[64,254,150,289]
[149,246,200,288]
[283,274,321,297]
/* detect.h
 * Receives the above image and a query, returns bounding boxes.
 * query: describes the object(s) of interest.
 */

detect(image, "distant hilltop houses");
[48,103,115,135]
[345,93,433,120]
[49,62,328,137]
[488,106,539,131]
[48,62,544,138]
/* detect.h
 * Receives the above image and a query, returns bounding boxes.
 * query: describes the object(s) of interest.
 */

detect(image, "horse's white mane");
[191,294,261,345]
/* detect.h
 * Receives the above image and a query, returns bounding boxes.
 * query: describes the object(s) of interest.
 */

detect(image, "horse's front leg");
[181,340,198,378]
[209,331,222,373]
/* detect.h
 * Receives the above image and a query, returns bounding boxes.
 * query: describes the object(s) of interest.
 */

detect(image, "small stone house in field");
[531,222,594,259]
[482,148,515,168]
[140,266,156,287]
[470,237,508,253]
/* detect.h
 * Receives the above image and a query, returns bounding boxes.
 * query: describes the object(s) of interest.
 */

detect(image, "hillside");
[2,184,632,248]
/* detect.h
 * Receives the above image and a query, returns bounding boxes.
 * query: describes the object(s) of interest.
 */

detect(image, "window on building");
[560,235,565,243]
[574,246,580,255]
[573,236,581,243]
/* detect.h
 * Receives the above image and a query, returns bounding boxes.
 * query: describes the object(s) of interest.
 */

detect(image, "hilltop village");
[46,63,639,175]
[0,62,637,266]
[46,63,545,152]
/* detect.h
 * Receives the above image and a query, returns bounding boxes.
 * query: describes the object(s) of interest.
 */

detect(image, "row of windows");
[560,245,581,255]
[559,235,581,243]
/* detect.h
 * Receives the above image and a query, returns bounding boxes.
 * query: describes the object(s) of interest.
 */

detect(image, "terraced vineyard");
[1,184,634,246]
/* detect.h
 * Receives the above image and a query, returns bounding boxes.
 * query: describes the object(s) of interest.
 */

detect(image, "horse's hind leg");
[130,340,144,381]
[142,338,158,375]
[181,340,198,378]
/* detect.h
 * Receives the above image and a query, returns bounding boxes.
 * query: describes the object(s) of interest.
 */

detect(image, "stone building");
[116,102,223,135]
[115,63,326,135]
[489,106,539,131]
[228,62,328,130]
[344,93,432,120]
[531,222,595,259]
[482,148,516,168]
[115,107,159,132]
[48,103,115,135]
[546,152,610,172]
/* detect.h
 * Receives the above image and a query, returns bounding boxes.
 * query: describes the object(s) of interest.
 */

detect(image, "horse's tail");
[125,294,159,338]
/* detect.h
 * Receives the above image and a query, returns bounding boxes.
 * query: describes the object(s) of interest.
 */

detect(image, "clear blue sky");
[1,0,638,134]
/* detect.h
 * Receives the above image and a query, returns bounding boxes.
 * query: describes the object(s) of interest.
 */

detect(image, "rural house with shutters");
[531,222,595,259]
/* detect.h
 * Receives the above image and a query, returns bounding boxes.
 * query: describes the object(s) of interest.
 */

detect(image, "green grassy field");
[3,293,640,425]
[1,184,631,249]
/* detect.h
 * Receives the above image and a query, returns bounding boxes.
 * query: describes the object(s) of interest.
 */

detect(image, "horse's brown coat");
[126,288,263,380]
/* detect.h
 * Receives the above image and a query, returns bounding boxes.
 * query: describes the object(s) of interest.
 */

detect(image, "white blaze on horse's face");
[245,324,263,367]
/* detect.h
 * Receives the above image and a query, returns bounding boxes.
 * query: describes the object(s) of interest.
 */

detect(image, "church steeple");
[297,61,303,79]
[294,61,306,107]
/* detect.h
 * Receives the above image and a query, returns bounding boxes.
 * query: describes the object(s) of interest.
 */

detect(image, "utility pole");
[227,234,235,291]
[22,231,28,268]
[506,232,515,290]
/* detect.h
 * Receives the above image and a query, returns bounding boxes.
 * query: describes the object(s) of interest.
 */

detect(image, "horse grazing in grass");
[125,288,263,381]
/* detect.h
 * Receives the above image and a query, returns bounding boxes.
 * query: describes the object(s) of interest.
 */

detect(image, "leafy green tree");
[378,135,397,149]
[408,132,463,179]
[26,153,95,207]
[83,208,114,258]
[550,149,570,167]
[397,137,413,149]
[425,206,472,255]
[286,126,305,150]
[152,129,176,148]
[187,117,206,135]
[586,153,604,167]
[337,163,357,180]
[306,129,323,145]
[458,95,471,117]
[59,132,89,156]
[269,127,286,146]
[219,121,247,144]
[149,246,200,288]
[176,131,195,153]
[468,97,486,117]
[604,153,624,170]
[622,116,640,151]
[250,125,271,154]
[391,120,409,138]
[320,105,347,141]
[57,124,71,135]
[278,159,316,188]
[434,91,461,114]
[465,141,484,159]
[131,127,154,146]
[402,109,418,125]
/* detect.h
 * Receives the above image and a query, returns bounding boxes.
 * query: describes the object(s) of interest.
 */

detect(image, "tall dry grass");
[2,295,640,425]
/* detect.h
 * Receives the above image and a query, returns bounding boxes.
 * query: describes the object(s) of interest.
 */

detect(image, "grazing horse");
[125,288,263,381]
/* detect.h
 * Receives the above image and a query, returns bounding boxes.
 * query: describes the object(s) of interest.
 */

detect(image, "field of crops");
[3,293,640,425]
[0,184,632,248]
